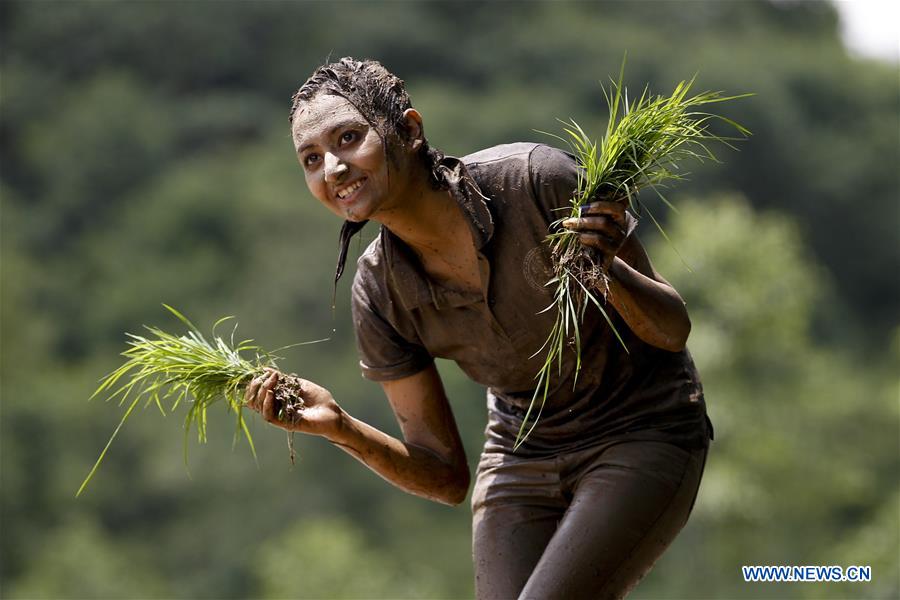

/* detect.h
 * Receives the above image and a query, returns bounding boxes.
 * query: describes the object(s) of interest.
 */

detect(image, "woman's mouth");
[335,178,366,203]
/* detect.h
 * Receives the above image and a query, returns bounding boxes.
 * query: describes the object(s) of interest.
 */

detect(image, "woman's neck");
[371,170,482,294]
[373,178,468,257]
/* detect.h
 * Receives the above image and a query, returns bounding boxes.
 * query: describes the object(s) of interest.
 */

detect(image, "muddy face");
[292,93,399,222]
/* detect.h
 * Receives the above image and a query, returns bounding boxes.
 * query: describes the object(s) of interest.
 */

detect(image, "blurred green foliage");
[645,197,898,598]
[1,1,897,598]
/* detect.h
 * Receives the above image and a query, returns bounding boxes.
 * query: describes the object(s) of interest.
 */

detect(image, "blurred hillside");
[1,1,897,598]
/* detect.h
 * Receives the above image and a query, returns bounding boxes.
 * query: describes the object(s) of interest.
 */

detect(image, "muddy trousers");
[471,439,709,600]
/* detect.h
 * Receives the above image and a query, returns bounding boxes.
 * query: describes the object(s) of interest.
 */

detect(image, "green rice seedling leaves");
[517,60,751,449]
[77,305,317,497]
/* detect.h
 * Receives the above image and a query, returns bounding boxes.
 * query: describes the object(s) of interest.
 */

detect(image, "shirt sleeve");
[528,143,637,236]
[350,270,434,382]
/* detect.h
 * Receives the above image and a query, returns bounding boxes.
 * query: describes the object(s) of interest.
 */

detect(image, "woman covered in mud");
[244,58,714,600]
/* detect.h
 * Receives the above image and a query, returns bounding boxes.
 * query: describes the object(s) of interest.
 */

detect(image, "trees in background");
[1,1,897,598]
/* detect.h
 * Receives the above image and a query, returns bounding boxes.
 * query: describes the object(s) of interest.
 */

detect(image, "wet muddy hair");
[290,57,446,296]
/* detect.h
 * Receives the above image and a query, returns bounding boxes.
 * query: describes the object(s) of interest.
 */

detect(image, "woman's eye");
[340,131,357,144]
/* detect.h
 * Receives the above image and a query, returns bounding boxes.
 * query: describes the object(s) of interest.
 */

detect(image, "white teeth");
[337,179,364,199]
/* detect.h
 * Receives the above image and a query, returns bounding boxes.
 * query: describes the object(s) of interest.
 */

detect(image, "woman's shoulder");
[461,142,540,166]
[461,142,573,176]
[460,143,578,215]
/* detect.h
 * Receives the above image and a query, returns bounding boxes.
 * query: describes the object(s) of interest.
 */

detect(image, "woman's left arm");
[562,201,691,352]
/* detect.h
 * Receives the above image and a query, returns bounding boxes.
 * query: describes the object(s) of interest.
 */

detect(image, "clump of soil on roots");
[553,243,610,299]
[272,373,306,465]
[274,373,306,421]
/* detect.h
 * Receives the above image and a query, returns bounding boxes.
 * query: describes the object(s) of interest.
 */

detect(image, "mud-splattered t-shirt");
[350,143,714,456]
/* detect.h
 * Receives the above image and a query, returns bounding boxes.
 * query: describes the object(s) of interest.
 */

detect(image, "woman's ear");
[401,108,425,151]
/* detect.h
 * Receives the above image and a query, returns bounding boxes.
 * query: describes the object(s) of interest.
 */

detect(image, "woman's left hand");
[561,201,629,270]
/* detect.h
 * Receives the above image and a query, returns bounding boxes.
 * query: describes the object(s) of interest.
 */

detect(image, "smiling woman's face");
[292,93,395,222]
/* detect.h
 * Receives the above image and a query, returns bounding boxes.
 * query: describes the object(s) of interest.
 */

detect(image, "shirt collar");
[435,156,495,250]
[384,155,494,311]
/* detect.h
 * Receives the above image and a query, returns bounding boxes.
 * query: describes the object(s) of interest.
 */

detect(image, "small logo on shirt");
[523,245,554,294]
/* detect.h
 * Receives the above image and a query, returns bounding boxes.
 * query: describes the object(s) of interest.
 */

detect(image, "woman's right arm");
[244,364,470,506]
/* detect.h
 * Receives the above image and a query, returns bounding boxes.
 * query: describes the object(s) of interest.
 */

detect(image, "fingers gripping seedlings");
[247,370,306,424]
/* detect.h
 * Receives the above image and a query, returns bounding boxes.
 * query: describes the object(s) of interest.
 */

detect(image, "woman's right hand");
[243,368,344,438]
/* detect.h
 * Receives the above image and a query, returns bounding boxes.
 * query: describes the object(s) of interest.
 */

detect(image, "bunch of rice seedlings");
[516,62,751,449]
[77,305,311,496]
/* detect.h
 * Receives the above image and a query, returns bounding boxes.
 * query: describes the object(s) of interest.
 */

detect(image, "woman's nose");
[324,153,348,183]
